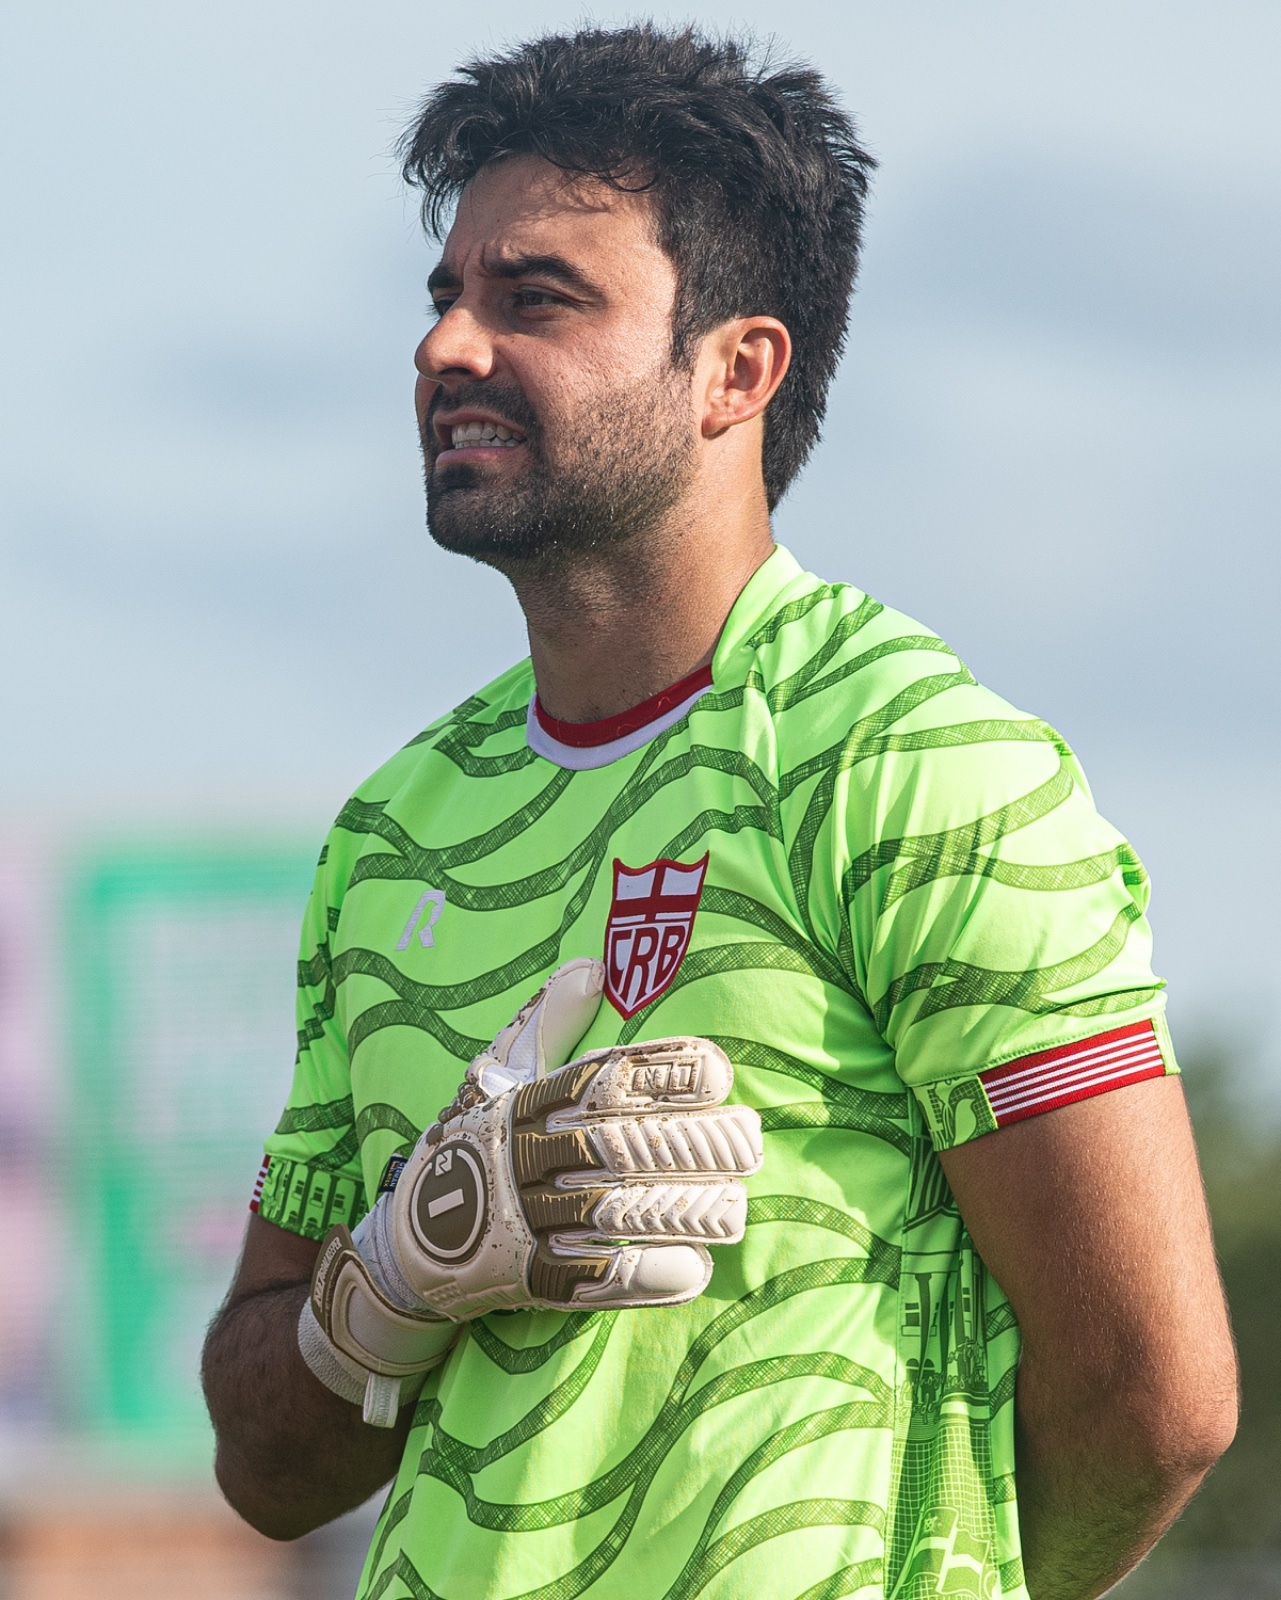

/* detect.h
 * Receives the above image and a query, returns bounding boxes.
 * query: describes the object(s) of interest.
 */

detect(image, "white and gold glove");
[297,958,603,1426]
[301,959,762,1426]
[298,1216,455,1428]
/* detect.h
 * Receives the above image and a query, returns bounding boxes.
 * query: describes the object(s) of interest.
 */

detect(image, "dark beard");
[424,372,695,572]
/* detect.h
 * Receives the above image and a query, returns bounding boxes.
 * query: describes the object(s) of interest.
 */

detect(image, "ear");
[698,317,792,437]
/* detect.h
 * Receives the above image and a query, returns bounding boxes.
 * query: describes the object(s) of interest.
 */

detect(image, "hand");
[387,1019,763,1314]
[300,959,607,1425]
[305,960,762,1421]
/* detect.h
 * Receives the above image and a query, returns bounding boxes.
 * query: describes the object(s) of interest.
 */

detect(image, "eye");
[513,288,560,309]
[428,295,457,320]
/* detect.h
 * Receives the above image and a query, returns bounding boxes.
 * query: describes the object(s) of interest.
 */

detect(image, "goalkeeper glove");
[301,958,762,1425]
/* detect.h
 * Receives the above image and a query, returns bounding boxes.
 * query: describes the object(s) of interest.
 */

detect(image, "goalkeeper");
[203,25,1236,1600]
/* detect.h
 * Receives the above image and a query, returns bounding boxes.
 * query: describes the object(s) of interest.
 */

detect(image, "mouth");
[432,412,528,465]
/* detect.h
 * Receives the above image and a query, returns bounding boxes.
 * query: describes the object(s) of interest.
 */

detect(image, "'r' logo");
[396,888,446,951]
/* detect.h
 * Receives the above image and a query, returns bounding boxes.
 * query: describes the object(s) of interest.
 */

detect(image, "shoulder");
[747,570,1070,815]
[747,575,970,719]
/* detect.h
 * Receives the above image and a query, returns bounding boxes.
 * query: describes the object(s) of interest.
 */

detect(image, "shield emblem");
[604,853,709,1019]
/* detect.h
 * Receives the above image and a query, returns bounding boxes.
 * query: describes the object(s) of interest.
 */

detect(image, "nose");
[415,301,497,387]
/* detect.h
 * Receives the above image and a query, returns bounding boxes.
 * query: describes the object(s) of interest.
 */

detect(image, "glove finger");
[513,1104,761,1193]
[533,1241,712,1309]
[587,1106,763,1178]
[527,1038,735,1119]
[597,1178,749,1243]
[472,958,605,1094]
[520,1176,749,1244]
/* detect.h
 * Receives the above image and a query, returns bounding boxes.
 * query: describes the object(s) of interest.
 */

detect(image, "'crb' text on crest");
[604,855,709,1019]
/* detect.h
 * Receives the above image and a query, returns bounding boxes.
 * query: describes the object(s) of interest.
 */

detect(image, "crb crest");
[604,854,709,1019]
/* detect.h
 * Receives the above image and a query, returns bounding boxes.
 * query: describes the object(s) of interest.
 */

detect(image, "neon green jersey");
[258,546,1176,1600]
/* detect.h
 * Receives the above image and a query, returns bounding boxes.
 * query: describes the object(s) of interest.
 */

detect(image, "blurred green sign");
[67,845,314,1436]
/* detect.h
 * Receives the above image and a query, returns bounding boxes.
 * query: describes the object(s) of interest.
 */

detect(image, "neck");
[509,498,774,725]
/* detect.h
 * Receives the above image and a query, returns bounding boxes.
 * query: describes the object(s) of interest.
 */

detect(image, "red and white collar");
[526,664,714,771]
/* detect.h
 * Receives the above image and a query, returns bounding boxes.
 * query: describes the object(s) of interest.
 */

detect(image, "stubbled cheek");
[414,376,438,437]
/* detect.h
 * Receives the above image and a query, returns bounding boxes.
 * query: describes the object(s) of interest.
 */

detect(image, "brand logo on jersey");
[604,854,709,1019]
[396,888,446,951]
[410,1142,487,1263]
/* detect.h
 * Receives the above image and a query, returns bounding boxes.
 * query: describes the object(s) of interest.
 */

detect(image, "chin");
[427,491,541,565]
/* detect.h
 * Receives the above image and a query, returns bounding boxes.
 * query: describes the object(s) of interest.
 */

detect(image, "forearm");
[202,1280,412,1540]
[940,1082,1237,1599]
[1014,1354,1221,1600]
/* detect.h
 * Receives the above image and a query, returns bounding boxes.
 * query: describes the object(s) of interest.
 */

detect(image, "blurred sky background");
[2,0,1279,1099]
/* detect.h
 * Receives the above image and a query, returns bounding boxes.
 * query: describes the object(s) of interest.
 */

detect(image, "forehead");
[438,155,668,283]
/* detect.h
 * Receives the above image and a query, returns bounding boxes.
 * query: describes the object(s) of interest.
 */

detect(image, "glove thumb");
[472,958,604,1095]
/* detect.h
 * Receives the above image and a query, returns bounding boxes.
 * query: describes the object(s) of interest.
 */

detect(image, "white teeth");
[449,421,521,449]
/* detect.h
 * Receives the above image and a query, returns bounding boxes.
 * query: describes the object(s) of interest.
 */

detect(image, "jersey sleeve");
[253,842,367,1239]
[843,700,1178,1152]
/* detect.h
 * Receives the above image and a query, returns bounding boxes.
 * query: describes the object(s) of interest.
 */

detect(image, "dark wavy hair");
[398,25,876,508]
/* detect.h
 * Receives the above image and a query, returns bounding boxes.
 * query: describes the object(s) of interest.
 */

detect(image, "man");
[203,26,1237,1600]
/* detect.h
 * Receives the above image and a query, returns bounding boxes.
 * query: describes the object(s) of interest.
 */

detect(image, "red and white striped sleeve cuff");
[979,1019,1168,1128]
[249,1154,271,1213]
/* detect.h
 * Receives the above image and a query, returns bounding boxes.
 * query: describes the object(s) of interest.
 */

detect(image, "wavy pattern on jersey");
[366,1233,898,1600]
[359,1178,1000,1600]
[313,670,1139,1052]
[270,573,1163,1598]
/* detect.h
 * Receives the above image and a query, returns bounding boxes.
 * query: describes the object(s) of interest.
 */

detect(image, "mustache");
[426,382,541,447]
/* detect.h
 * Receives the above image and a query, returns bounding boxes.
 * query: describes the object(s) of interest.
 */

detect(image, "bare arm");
[940,1074,1238,1600]
[202,1214,413,1540]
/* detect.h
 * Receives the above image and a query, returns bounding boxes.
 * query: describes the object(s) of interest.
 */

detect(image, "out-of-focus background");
[1,2,1277,1595]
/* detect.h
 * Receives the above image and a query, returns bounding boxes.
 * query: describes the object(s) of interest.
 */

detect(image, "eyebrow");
[427,251,604,301]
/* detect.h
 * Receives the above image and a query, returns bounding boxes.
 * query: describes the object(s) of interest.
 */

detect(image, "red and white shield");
[604,854,709,1019]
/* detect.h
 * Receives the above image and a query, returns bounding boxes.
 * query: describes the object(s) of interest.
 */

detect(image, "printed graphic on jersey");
[980,1018,1166,1126]
[604,854,709,1018]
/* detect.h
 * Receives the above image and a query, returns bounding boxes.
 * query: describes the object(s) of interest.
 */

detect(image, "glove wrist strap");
[303,1224,458,1428]
[297,1300,429,1425]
